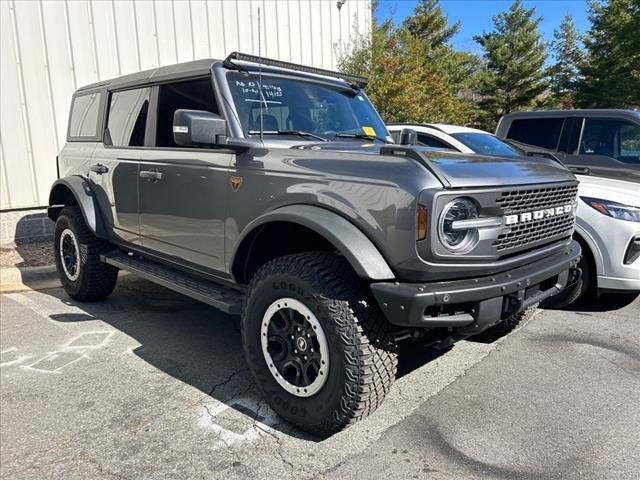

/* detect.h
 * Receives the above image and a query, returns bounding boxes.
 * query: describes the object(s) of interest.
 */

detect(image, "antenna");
[258,7,264,143]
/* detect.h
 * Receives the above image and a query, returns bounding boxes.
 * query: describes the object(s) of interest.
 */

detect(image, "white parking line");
[0,347,32,368]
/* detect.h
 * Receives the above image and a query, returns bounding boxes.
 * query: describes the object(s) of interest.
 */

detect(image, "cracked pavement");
[1,275,638,479]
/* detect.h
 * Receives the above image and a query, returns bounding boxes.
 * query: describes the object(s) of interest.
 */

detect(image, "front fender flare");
[48,176,109,239]
[232,205,396,281]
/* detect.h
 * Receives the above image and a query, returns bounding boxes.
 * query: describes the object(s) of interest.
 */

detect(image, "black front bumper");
[371,241,581,333]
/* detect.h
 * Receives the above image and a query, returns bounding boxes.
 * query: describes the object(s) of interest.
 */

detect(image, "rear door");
[89,87,151,244]
[138,77,233,272]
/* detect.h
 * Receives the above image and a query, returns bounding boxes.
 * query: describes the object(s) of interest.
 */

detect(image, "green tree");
[339,1,478,125]
[474,0,548,128]
[548,15,585,108]
[403,0,460,52]
[576,0,640,108]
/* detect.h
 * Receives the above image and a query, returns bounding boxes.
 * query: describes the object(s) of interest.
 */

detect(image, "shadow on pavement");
[41,275,316,441]
[36,274,453,441]
[542,291,639,313]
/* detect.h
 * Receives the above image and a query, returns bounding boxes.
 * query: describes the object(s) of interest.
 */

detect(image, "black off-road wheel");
[54,206,118,301]
[471,303,538,343]
[241,251,398,437]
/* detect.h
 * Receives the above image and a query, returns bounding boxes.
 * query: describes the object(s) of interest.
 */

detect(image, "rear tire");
[54,206,118,301]
[241,251,397,437]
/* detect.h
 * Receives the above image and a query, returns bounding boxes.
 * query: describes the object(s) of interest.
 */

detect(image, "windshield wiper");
[335,131,389,144]
[248,130,328,142]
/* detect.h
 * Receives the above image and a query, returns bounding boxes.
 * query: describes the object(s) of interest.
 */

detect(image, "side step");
[101,251,244,315]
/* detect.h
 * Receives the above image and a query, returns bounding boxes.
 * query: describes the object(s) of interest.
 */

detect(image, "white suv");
[387,123,523,157]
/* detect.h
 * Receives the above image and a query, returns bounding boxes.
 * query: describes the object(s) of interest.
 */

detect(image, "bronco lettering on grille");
[504,203,576,226]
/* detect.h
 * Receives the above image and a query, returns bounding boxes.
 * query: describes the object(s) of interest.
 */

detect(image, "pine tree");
[576,0,640,108]
[403,0,460,53]
[339,1,478,124]
[474,0,548,128]
[548,15,585,108]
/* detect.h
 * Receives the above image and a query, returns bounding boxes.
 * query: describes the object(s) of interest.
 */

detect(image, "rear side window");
[417,133,454,150]
[107,88,150,147]
[155,78,218,147]
[68,92,103,140]
[506,118,565,150]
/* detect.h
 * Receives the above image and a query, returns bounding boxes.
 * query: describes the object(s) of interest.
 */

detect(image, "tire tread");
[55,206,118,301]
[242,251,397,436]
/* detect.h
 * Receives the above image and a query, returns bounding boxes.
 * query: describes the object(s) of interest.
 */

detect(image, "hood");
[293,142,576,188]
[379,145,576,188]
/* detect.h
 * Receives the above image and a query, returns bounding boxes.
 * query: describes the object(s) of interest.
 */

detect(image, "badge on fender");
[230,176,242,192]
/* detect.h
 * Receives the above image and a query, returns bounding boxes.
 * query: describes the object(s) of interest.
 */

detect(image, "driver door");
[138,78,233,272]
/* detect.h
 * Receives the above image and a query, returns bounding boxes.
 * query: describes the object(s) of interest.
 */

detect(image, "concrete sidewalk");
[0,237,58,293]
[0,265,59,293]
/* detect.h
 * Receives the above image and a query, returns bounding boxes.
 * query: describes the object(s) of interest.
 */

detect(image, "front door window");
[579,118,640,164]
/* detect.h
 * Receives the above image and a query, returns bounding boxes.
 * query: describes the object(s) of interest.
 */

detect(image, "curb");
[0,265,60,293]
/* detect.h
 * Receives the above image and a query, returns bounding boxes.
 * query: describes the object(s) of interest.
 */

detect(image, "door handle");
[90,163,109,174]
[139,170,163,181]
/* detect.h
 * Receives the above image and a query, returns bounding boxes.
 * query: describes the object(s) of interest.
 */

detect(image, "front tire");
[241,252,397,437]
[54,206,118,301]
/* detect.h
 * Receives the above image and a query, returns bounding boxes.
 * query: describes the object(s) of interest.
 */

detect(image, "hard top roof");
[76,58,218,93]
[74,52,367,95]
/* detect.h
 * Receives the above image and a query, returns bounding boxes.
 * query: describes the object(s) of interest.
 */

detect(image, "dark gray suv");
[49,53,581,436]
[496,109,640,182]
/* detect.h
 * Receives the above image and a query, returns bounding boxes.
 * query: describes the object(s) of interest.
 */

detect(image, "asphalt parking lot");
[1,275,639,480]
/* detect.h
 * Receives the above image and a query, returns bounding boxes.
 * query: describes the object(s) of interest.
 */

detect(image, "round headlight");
[438,198,479,253]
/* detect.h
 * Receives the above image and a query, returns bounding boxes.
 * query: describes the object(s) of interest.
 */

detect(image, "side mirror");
[173,109,226,147]
[399,128,417,146]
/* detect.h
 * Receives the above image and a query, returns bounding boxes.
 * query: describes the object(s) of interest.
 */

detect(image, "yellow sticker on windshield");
[362,126,376,137]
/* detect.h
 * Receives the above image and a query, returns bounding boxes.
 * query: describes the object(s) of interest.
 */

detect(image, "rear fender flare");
[48,176,109,239]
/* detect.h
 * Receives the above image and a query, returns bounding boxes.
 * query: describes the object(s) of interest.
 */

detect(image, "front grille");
[493,183,578,252]
[493,215,575,251]
[496,184,578,214]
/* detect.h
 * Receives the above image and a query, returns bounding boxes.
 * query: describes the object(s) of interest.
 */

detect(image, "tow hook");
[567,267,582,286]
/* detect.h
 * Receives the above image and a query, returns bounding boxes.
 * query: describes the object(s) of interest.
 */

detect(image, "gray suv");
[49,53,581,436]
[496,109,640,182]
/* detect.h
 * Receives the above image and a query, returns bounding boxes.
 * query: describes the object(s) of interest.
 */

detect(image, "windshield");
[451,132,523,157]
[226,72,388,142]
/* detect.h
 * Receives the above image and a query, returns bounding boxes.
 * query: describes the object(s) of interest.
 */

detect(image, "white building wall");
[0,0,371,210]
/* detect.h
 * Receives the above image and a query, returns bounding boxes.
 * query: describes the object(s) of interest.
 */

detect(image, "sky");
[376,0,591,55]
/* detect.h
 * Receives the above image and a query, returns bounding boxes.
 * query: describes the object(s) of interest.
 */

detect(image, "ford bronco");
[49,52,581,436]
